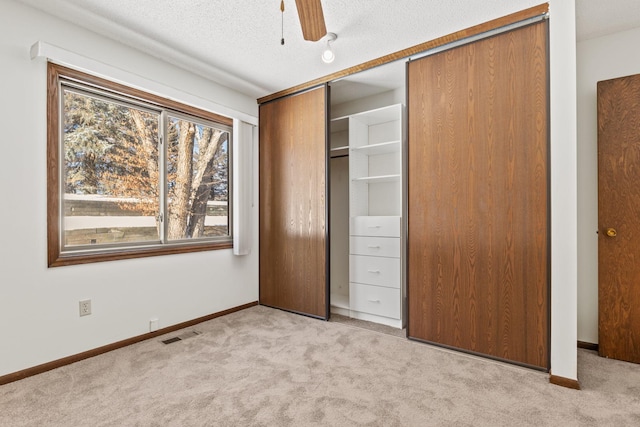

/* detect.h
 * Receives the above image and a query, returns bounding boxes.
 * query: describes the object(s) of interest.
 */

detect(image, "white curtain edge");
[232,120,255,255]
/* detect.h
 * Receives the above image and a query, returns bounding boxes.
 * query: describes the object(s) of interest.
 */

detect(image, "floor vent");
[161,330,201,345]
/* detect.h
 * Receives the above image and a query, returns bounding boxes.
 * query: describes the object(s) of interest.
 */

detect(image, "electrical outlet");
[79,299,91,317]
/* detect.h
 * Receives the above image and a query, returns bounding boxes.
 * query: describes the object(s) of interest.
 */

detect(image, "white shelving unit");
[330,103,404,329]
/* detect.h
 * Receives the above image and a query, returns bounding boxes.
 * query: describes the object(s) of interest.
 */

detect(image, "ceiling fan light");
[322,47,335,63]
[321,32,337,64]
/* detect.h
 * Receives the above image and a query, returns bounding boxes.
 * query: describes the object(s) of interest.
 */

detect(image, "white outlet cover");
[79,299,91,316]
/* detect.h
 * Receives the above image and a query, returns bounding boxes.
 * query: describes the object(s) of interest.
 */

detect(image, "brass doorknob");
[606,228,617,237]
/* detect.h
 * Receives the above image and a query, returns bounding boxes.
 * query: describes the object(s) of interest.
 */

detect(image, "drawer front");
[350,236,400,258]
[351,216,400,237]
[350,255,400,288]
[350,283,400,319]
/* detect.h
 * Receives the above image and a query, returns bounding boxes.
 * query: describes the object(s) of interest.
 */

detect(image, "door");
[598,74,640,363]
[407,22,549,369]
[259,86,328,319]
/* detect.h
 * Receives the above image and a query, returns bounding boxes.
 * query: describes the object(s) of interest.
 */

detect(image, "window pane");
[62,89,160,248]
[166,116,230,241]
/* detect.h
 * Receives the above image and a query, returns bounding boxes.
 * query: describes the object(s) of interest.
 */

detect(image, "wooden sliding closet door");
[407,22,549,368]
[259,86,328,319]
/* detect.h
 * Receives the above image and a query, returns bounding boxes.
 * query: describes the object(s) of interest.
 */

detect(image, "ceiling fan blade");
[295,0,327,42]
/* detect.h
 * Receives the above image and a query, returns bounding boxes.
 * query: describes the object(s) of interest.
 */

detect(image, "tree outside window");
[48,63,232,266]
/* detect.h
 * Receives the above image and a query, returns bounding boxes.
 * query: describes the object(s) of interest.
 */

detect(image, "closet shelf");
[352,174,401,184]
[330,146,349,158]
[349,103,402,125]
[351,140,400,155]
[331,145,349,153]
[330,116,349,132]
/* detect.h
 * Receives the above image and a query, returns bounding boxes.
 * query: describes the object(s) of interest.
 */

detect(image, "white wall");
[576,26,640,344]
[0,0,259,377]
[549,0,578,381]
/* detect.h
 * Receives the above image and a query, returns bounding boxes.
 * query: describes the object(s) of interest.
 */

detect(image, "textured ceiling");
[17,0,640,100]
[576,0,640,42]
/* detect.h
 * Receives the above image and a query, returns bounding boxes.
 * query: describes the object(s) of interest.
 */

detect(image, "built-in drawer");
[350,255,400,288]
[350,216,400,237]
[350,236,400,258]
[350,282,400,319]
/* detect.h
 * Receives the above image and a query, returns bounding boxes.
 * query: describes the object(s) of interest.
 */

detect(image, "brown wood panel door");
[598,74,640,364]
[259,87,328,319]
[407,22,549,369]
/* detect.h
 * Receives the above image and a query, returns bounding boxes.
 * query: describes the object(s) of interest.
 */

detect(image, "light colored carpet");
[329,313,406,338]
[1,305,640,426]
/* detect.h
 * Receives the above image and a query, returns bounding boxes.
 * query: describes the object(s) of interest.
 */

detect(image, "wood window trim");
[257,3,549,104]
[47,63,233,268]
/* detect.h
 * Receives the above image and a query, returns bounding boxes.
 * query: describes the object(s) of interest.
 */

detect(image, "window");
[47,63,233,267]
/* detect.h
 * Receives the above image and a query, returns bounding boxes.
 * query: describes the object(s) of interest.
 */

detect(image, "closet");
[329,66,406,327]
[259,5,549,369]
